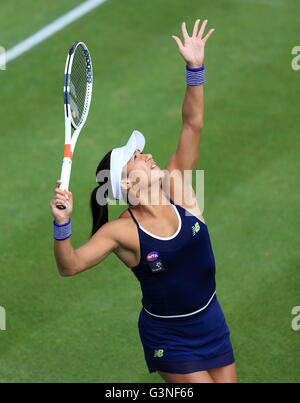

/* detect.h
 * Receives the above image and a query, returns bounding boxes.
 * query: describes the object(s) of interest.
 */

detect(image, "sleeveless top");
[127,199,216,318]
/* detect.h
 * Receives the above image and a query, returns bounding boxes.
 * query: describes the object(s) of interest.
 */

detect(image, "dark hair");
[90,150,112,237]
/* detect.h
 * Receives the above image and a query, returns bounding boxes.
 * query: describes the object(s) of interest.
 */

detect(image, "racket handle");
[59,157,72,190]
[56,157,72,210]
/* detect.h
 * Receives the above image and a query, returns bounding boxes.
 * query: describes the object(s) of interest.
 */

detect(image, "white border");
[144,291,216,319]
[138,204,182,240]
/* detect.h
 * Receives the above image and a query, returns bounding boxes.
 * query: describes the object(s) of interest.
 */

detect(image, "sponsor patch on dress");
[148,259,166,274]
[147,251,159,262]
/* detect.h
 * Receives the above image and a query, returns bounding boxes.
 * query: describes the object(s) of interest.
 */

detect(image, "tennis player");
[50,19,237,383]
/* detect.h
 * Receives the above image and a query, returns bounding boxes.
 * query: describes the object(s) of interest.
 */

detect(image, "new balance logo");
[192,222,200,236]
[154,349,164,358]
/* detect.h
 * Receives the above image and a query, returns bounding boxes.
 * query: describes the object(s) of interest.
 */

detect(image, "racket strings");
[70,46,88,127]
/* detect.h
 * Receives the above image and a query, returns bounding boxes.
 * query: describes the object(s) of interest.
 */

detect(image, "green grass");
[0,0,299,382]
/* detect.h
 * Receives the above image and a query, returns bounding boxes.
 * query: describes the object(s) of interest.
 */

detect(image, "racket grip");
[59,157,72,190]
[56,158,72,210]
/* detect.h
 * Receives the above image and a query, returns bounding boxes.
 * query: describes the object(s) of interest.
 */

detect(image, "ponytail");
[90,150,112,237]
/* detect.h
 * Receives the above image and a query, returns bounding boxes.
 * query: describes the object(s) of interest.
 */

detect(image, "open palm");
[172,19,215,68]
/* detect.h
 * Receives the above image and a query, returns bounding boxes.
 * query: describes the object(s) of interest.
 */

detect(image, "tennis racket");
[56,41,93,209]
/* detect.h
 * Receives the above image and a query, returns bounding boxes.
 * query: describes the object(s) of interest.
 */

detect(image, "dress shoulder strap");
[164,194,174,205]
[127,208,139,228]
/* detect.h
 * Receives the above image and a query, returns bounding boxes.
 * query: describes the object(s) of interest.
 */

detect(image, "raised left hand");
[172,19,215,68]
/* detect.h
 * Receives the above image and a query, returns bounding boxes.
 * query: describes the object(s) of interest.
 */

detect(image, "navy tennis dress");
[127,199,235,374]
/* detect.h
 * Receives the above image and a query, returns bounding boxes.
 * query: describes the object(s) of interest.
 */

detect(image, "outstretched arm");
[167,19,215,173]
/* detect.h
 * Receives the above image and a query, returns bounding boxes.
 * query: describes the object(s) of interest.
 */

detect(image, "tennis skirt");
[138,294,235,374]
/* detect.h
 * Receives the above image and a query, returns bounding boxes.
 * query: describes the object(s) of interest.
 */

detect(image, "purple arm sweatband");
[53,218,72,240]
[186,64,205,86]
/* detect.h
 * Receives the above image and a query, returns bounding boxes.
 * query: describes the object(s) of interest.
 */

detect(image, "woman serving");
[50,19,237,383]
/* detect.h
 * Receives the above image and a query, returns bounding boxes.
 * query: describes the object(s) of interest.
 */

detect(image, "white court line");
[6,0,108,64]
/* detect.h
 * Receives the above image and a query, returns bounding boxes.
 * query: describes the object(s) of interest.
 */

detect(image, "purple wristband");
[53,217,72,240]
[186,64,205,86]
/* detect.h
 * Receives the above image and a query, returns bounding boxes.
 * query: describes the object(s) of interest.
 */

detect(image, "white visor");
[110,130,146,200]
